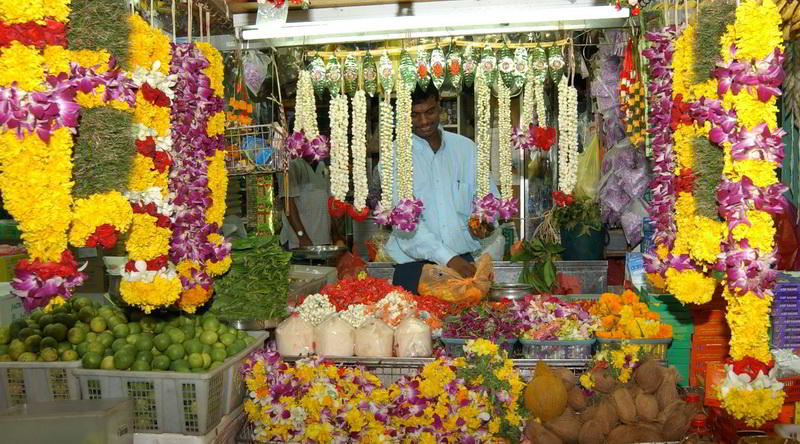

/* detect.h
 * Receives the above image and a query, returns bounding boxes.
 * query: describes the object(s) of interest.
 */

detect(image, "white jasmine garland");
[329,93,350,202]
[557,76,578,193]
[521,69,535,128]
[368,291,416,326]
[497,81,513,201]
[340,304,369,329]
[535,79,547,126]
[296,293,336,326]
[379,98,394,210]
[131,62,178,99]
[294,70,319,138]
[122,264,178,284]
[125,187,176,217]
[475,73,491,198]
[395,81,413,200]
[351,90,368,210]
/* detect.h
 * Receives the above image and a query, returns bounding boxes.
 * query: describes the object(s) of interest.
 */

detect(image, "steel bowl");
[290,245,347,260]
[488,283,532,301]
[224,318,280,331]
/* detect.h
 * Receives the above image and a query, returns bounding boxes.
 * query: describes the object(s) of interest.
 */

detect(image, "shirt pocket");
[453,179,472,218]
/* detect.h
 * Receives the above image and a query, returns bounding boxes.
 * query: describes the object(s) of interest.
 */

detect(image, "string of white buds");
[475,73,491,198]
[522,70,535,128]
[351,90,368,210]
[535,79,547,127]
[497,81,513,201]
[329,94,350,201]
[294,70,319,139]
[379,98,394,210]
[395,81,414,200]
[557,76,578,193]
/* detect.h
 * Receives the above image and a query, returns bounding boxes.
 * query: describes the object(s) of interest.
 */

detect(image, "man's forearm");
[285,198,310,240]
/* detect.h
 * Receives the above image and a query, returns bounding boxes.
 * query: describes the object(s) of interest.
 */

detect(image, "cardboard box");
[0,254,25,282]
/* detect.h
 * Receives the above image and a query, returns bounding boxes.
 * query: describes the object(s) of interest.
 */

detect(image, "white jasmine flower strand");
[294,70,319,138]
[521,69,535,128]
[379,98,394,210]
[329,94,350,201]
[351,90,368,210]
[535,79,547,126]
[557,76,578,193]
[475,73,491,198]
[497,80,513,201]
[395,81,414,200]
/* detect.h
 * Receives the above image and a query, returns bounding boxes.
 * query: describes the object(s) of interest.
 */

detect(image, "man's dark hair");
[411,83,439,105]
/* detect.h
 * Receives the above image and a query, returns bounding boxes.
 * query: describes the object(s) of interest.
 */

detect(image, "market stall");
[0,0,799,442]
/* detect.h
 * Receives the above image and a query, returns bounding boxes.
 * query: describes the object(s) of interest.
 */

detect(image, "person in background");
[277,156,343,249]
[384,83,497,294]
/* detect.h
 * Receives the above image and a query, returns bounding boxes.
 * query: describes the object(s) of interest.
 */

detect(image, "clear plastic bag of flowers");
[394,316,432,357]
[275,314,315,356]
[354,317,394,357]
[314,313,355,357]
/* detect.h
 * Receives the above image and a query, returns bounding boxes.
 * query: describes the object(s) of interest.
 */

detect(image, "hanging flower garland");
[374,97,395,225]
[69,191,133,248]
[718,361,785,427]
[557,76,578,194]
[390,80,423,231]
[521,69,535,129]
[287,70,330,162]
[328,92,350,216]
[475,73,491,199]
[534,80,547,126]
[350,90,369,215]
[497,80,512,201]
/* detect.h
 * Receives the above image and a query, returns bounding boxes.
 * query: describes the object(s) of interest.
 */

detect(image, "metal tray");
[223,318,280,330]
[290,245,347,259]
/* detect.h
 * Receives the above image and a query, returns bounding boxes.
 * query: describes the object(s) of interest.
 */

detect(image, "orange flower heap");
[590,290,673,339]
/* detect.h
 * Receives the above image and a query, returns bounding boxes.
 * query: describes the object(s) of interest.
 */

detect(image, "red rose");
[327,197,349,218]
[144,202,158,217]
[136,137,156,157]
[152,151,172,172]
[348,205,370,222]
[155,214,171,228]
[125,260,138,273]
[146,255,168,271]
[131,202,144,214]
[86,224,118,249]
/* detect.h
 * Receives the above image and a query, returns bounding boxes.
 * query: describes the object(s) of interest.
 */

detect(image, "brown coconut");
[634,360,664,394]
[656,399,685,424]
[568,386,588,412]
[607,425,639,444]
[635,393,659,422]
[635,423,664,442]
[553,367,578,386]
[592,368,616,394]
[581,404,599,422]
[545,413,581,444]
[655,367,680,409]
[611,388,637,424]
[526,418,564,444]
[661,409,690,441]
[594,400,619,434]
[578,419,605,444]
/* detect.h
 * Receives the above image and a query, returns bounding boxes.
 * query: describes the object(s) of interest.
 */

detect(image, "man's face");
[411,95,440,139]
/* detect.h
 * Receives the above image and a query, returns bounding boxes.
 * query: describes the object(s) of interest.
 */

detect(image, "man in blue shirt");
[384,84,495,294]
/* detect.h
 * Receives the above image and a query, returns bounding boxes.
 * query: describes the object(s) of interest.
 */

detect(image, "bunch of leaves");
[72,108,135,198]
[211,235,292,321]
[68,0,130,69]
[550,196,603,234]
[511,237,563,293]
[442,304,523,341]
[692,136,724,219]
[694,0,736,83]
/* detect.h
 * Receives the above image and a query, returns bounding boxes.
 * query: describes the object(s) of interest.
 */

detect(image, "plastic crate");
[0,360,82,409]
[519,339,594,360]
[596,338,672,360]
[73,331,268,435]
[439,337,517,357]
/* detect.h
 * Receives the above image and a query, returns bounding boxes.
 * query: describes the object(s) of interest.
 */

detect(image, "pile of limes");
[0,297,256,373]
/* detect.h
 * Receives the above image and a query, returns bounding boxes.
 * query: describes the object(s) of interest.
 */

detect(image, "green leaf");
[543,260,556,289]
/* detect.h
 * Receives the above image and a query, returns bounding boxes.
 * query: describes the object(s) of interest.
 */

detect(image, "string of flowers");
[374,97,395,225]
[497,80,513,202]
[718,360,785,427]
[294,70,319,138]
[534,78,547,126]
[521,69,535,129]
[389,80,423,231]
[474,73,491,199]
[557,76,578,193]
[351,90,368,212]
[328,93,350,207]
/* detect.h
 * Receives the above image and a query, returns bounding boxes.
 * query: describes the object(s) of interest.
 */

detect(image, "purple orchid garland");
[472,193,518,225]
[641,26,678,276]
[168,43,231,295]
[286,130,330,163]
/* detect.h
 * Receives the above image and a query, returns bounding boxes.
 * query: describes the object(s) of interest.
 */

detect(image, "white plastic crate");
[134,405,245,444]
[74,332,268,436]
[0,360,83,409]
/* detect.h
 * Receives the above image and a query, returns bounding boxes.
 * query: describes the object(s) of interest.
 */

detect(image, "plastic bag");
[477,225,506,261]
[243,51,271,96]
[366,229,392,262]
[574,131,601,200]
[394,317,432,357]
[354,318,394,357]
[337,249,366,280]
[417,253,493,305]
[314,314,355,357]
[276,315,315,356]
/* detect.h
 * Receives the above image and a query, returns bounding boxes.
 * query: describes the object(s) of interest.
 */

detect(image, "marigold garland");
[43,46,111,75]
[69,191,133,247]
[128,14,170,75]
[134,90,171,137]
[207,112,225,137]
[126,213,171,261]
[205,150,228,227]
[664,268,716,305]
[730,0,783,62]
[0,41,46,91]
[0,0,71,24]
[720,387,784,428]
[195,42,223,98]
[128,155,169,194]
[119,273,183,314]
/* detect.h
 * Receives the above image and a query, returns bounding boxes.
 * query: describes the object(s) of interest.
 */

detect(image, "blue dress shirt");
[383,128,497,266]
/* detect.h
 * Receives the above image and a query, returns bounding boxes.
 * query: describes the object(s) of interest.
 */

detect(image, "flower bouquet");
[468,193,517,239]
[590,290,673,340]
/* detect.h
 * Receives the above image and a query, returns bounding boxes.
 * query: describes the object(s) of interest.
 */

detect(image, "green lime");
[104,348,113,357]
[218,333,235,346]
[78,306,96,323]
[113,350,135,370]
[209,361,223,370]
[128,323,142,335]
[100,355,115,370]
[57,342,72,353]
[86,332,97,343]
[140,317,157,333]
[201,317,220,332]
[43,323,67,342]
[191,368,206,374]
[152,349,161,356]
[180,325,195,340]
[53,313,72,328]
[87,342,105,355]
[111,323,129,339]
[18,327,35,339]
[40,347,59,362]
[8,340,24,360]
[153,334,171,352]
[174,364,191,373]
[76,342,89,357]
[120,344,137,356]
[184,339,203,355]
[106,316,123,330]
[180,317,194,327]
[111,338,127,353]
[24,335,41,352]
[73,320,87,331]
[166,328,185,344]
[37,314,54,329]
[170,358,188,371]
[0,354,11,362]
[154,323,164,334]
[236,330,248,339]
[131,360,151,371]
[152,355,170,371]
[187,353,203,369]
[82,351,102,369]
[9,320,25,338]
[50,304,67,314]
[72,297,91,310]
[125,334,140,345]
[166,344,185,360]
[199,330,218,345]
[61,349,79,361]
[138,332,154,342]
[201,352,212,369]
[202,344,211,355]
[97,306,113,318]
[98,332,114,348]
[243,335,256,345]
[89,317,107,333]
[136,350,153,363]
[0,344,8,355]
[135,336,153,353]
[40,336,58,350]
[18,351,37,362]
[67,327,86,345]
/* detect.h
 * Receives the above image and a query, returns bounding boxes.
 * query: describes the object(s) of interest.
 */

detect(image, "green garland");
[693,0,736,83]
[692,136,724,219]
[68,0,130,69]
[71,108,135,198]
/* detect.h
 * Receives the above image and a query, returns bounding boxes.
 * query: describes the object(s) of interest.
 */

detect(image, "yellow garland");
[126,213,171,261]
[731,210,776,254]
[128,154,169,194]
[129,14,170,74]
[731,0,783,62]
[177,286,212,313]
[69,191,133,247]
[0,0,70,24]
[133,90,171,136]
[721,91,778,131]
[731,159,779,187]
[723,289,772,362]
[176,260,202,279]
[42,46,111,76]
[76,87,130,110]
[120,274,182,314]
[195,42,224,98]
[672,25,695,100]
[205,150,228,227]
[0,128,73,262]
[43,296,67,312]
[205,256,231,276]
[206,112,225,137]
[673,125,695,170]
[665,268,716,304]
[0,42,45,91]
[719,386,784,428]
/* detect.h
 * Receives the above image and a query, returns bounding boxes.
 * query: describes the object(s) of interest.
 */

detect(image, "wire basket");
[224,124,286,176]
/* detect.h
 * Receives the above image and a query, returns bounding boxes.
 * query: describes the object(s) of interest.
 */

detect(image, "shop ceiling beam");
[239,0,629,47]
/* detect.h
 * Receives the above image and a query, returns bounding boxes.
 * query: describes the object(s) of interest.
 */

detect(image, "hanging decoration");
[378,50,393,94]
[620,39,647,147]
[512,47,528,93]
[446,48,462,91]
[390,80,423,231]
[308,55,326,96]
[287,70,329,163]
[469,72,498,227]
[416,47,431,90]
[343,54,359,95]
[362,50,377,96]
[328,93,350,216]
[521,66,535,130]
[350,90,369,218]
[547,45,566,84]
[557,76,578,194]
[497,44,515,88]
[496,80,518,223]
[325,55,342,96]
[479,45,496,86]
[398,50,416,91]
[531,46,548,125]
[463,45,478,87]
[375,97,395,225]
[430,46,446,90]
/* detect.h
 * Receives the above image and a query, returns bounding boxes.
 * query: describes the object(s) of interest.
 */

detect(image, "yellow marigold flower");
[134,91,171,137]
[731,210,775,254]
[205,150,228,226]
[195,42,224,97]
[731,159,779,187]
[722,91,778,131]
[44,296,66,313]
[720,25,736,63]
[69,191,133,247]
[687,216,726,264]
[128,154,169,192]
[0,42,45,91]
[732,0,783,62]
[672,25,695,99]
[176,260,202,279]
[126,213,171,261]
[579,373,594,390]
[723,288,772,362]
[205,256,231,276]
[120,274,182,313]
[720,386,784,427]
[690,79,718,102]
[673,125,696,170]
[207,112,226,137]
[648,272,666,291]
[723,143,735,177]
[665,268,716,305]
[465,338,498,356]
[0,0,70,23]
[129,14,171,74]
[178,286,212,313]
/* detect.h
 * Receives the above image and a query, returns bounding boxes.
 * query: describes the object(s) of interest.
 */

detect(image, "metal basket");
[224,124,286,176]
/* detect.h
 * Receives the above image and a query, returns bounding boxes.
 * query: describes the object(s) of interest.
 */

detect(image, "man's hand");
[447,255,476,278]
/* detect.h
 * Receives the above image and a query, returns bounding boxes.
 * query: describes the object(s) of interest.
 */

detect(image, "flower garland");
[717,362,785,427]
[497,80,513,202]
[0,0,70,24]
[293,70,319,139]
[329,93,350,204]
[534,79,546,126]
[129,14,170,75]
[581,342,645,388]
[557,76,578,194]
[375,97,394,225]
[474,73,491,199]
[351,90,368,212]
[521,69,535,128]
[69,191,133,248]
[389,80,424,232]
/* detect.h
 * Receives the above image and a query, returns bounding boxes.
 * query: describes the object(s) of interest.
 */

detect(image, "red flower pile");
[86,224,118,249]
[552,191,574,207]
[670,93,692,130]
[135,137,172,173]
[0,20,65,48]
